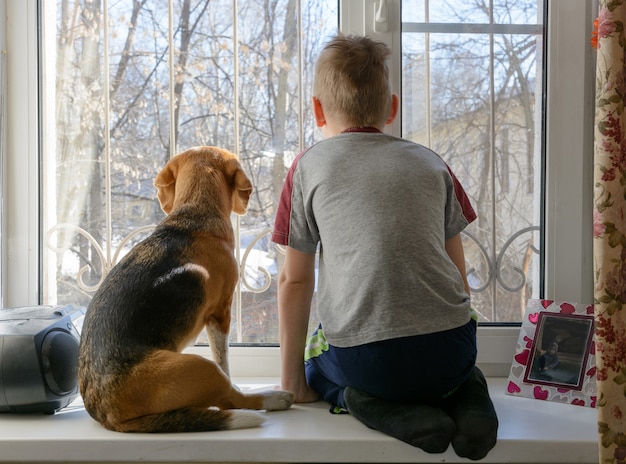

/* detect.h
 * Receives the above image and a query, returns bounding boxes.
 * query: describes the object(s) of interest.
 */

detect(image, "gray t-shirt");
[272,129,476,347]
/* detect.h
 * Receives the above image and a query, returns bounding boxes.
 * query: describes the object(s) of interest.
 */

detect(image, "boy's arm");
[445,232,471,296]
[277,246,320,402]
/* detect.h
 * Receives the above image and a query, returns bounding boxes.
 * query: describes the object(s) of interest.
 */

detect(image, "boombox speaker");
[0,305,85,414]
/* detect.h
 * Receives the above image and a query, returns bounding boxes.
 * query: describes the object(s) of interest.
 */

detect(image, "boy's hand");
[281,380,320,403]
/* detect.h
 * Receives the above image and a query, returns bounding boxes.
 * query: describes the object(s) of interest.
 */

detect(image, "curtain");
[593,2,626,463]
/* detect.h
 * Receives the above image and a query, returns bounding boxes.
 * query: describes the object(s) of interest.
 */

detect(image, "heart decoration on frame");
[506,299,597,408]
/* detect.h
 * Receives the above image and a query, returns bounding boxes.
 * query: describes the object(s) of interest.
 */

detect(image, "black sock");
[439,366,499,460]
[343,386,456,454]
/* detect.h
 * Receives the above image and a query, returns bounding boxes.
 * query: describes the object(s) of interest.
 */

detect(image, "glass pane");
[405,0,490,23]
[403,1,543,26]
[234,0,336,343]
[402,0,425,23]
[43,0,107,305]
[108,0,171,261]
[494,0,544,25]
[42,0,337,344]
[175,0,235,151]
[401,0,544,322]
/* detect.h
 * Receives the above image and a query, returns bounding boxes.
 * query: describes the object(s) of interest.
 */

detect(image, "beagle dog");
[78,146,294,433]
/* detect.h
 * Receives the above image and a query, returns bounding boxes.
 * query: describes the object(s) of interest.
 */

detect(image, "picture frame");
[506,299,597,408]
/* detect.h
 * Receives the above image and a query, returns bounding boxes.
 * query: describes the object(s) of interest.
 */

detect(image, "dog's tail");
[113,408,266,433]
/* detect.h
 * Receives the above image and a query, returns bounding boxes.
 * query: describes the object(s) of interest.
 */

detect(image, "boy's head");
[313,34,393,128]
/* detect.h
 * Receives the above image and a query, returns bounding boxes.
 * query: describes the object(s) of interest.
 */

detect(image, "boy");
[271,34,498,460]
[539,342,561,372]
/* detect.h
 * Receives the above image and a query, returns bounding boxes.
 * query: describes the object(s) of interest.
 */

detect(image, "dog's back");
[78,147,293,433]
[79,229,202,401]
[79,225,232,431]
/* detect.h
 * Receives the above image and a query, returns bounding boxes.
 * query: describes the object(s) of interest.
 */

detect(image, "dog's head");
[154,146,253,216]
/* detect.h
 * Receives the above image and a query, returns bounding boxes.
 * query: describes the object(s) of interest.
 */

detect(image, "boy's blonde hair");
[313,34,392,127]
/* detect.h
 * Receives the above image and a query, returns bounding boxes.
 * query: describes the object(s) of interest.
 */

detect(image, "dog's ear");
[226,158,253,216]
[154,158,179,214]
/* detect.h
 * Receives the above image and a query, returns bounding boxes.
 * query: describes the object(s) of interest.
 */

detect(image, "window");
[38,0,337,343]
[2,1,594,371]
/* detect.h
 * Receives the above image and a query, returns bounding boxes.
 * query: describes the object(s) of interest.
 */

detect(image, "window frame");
[1,0,595,377]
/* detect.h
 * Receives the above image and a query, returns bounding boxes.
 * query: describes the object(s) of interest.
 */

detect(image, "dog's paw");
[261,390,295,411]
[227,410,266,430]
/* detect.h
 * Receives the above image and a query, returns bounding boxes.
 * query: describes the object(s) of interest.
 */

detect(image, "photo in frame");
[506,299,597,408]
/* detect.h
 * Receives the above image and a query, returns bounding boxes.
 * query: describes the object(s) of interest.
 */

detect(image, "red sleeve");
[446,165,477,224]
[271,150,307,245]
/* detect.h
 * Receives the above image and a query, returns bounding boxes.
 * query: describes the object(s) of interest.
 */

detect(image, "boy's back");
[274,130,474,346]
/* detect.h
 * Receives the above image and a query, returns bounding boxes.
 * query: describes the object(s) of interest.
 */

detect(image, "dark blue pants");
[304,319,477,411]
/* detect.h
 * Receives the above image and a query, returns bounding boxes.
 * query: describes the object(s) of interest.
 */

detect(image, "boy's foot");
[343,386,455,454]
[440,366,499,460]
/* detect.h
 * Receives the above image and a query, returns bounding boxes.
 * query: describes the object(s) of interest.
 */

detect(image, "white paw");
[227,410,266,430]
[261,390,295,411]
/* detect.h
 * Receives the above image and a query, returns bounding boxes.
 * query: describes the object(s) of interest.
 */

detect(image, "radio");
[0,305,85,414]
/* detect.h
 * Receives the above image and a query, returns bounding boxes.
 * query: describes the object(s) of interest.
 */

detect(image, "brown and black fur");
[78,146,294,433]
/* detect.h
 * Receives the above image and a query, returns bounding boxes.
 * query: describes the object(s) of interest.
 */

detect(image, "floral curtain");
[593,1,626,463]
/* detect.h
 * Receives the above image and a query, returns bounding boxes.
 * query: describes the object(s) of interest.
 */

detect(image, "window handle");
[374,0,388,33]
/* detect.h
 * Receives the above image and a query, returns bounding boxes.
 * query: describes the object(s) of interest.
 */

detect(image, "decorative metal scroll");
[46,223,540,314]
[463,226,540,294]
[239,228,274,293]
[46,223,156,293]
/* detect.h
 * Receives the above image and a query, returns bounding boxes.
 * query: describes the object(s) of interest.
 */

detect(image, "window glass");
[41,0,337,343]
[40,0,544,347]
[401,0,544,322]
[423,0,490,23]
[402,0,537,25]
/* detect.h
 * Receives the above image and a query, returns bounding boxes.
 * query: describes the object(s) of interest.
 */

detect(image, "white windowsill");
[0,377,597,464]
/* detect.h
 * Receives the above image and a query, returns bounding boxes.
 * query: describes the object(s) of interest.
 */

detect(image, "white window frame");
[1,0,595,377]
